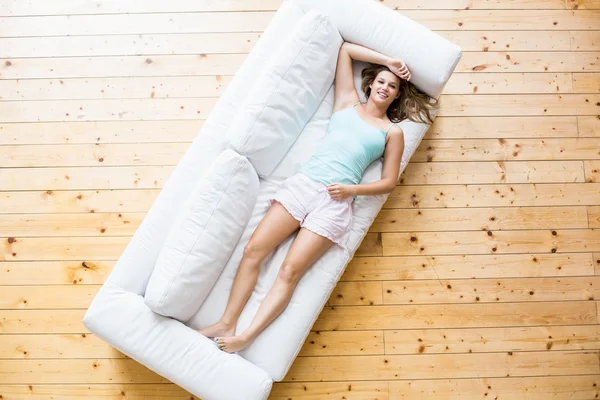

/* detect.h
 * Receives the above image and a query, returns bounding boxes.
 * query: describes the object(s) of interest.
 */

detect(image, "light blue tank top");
[299,102,394,199]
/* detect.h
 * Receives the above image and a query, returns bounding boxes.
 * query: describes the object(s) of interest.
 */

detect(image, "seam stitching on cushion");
[238,15,326,149]
[156,157,245,311]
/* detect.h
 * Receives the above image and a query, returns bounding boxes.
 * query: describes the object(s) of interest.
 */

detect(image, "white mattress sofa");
[83,1,462,399]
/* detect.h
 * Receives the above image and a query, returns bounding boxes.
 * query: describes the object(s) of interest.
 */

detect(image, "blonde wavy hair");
[360,64,439,125]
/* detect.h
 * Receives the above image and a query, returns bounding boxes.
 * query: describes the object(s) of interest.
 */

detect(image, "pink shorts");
[267,172,353,253]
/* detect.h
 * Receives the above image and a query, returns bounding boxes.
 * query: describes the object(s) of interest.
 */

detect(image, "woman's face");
[369,70,401,107]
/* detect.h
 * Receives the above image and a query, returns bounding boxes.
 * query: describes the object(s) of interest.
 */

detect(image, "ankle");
[219,318,237,329]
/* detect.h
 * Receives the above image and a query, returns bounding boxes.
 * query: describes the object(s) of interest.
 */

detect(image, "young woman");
[199,42,438,353]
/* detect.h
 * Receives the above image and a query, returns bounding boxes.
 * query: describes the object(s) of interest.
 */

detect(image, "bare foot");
[215,335,252,353]
[197,320,235,339]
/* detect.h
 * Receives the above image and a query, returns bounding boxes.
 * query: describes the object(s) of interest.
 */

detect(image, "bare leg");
[215,227,333,353]
[198,201,301,339]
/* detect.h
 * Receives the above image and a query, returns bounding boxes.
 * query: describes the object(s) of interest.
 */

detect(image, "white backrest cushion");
[228,10,343,177]
[144,149,260,321]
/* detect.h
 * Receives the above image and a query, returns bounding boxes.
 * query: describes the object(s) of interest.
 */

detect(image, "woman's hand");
[386,58,411,81]
[326,183,356,201]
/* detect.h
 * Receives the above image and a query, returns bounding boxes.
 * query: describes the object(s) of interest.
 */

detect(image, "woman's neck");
[361,99,388,119]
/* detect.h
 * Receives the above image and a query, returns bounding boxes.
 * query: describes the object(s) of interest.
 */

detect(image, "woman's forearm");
[342,42,391,66]
[352,179,395,197]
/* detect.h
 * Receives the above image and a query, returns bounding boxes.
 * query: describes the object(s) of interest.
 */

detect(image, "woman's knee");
[277,262,302,285]
[243,239,269,262]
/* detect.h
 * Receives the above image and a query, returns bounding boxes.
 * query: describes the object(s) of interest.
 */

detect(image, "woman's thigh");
[246,201,301,256]
[277,227,333,283]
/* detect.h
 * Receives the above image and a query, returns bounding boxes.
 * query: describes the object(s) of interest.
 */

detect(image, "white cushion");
[144,149,259,321]
[228,10,343,177]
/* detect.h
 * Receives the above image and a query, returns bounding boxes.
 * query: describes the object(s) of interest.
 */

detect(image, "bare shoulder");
[386,124,405,144]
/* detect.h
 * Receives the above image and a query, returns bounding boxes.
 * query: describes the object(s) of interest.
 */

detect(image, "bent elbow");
[386,181,397,193]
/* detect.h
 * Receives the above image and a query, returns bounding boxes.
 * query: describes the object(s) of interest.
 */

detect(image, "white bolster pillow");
[144,149,259,321]
[228,10,343,177]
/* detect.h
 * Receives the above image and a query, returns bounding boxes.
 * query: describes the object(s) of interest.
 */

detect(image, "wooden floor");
[1,0,599,398]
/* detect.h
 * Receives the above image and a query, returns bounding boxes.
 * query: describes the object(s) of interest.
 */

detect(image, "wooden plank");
[0,13,275,37]
[389,375,599,400]
[0,162,584,192]
[381,229,600,256]
[0,0,283,16]
[300,330,385,356]
[443,72,573,94]
[0,0,569,17]
[385,325,600,354]
[2,53,598,81]
[426,116,579,139]
[0,121,202,145]
[567,0,600,9]
[0,351,596,383]
[4,183,598,215]
[381,276,600,304]
[283,351,599,382]
[439,31,572,51]
[589,206,600,228]
[398,161,585,185]
[0,73,586,101]
[1,236,130,261]
[313,301,596,331]
[0,117,579,145]
[328,282,383,306]
[2,11,598,37]
[0,330,383,358]
[0,359,169,384]
[385,183,600,208]
[0,55,247,79]
[351,230,600,258]
[1,301,594,335]
[413,138,600,161]
[579,115,600,136]
[585,160,600,182]
[0,144,190,167]
[372,206,588,232]
[0,207,589,237]
[0,33,260,58]
[0,31,574,59]
[457,51,600,73]
[437,94,600,117]
[2,95,598,123]
[571,31,600,50]
[0,260,112,285]
[0,285,100,309]
[271,381,389,400]
[0,189,159,214]
[4,139,599,169]
[0,234,382,261]
[1,253,592,286]
[0,310,88,334]
[0,382,383,400]
[399,10,600,30]
[0,76,233,101]
[0,166,174,191]
[0,98,220,122]
[342,253,594,281]
[573,72,600,93]
[0,384,200,400]
[0,334,125,359]
[595,253,600,274]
